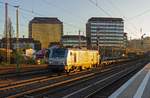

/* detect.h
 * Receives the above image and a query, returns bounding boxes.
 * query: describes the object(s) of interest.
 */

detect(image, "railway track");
[0,68,49,79]
[0,58,147,98]
[0,58,133,86]
[0,64,47,75]
[87,64,146,98]
[30,60,147,98]
[0,58,131,79]
[84,62,148,98]
[0,58,131,87]
[0,64,115,98]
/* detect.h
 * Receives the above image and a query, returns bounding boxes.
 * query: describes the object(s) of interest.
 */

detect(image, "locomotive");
[48,47,100,73]
[47,47,136,73]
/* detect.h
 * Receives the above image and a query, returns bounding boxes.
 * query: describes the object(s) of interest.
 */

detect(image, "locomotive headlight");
[62,61,66,65]
[49,60,53,64]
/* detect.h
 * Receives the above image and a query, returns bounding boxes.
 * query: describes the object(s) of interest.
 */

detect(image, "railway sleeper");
[24,95,34,98]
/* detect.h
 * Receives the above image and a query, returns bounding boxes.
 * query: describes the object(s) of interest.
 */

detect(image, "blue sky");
[0,0,150,39]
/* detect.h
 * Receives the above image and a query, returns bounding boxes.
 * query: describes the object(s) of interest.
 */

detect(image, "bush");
[27,58,35,64]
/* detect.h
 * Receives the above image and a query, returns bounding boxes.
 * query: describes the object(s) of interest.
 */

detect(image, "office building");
[0,38,41,50]
[29,17,63,48]
[123,33,128,48]
[86,17,124,58]
[62,35,87,47]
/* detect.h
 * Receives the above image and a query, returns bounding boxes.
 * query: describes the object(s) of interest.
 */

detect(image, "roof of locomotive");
[50,47,99,52]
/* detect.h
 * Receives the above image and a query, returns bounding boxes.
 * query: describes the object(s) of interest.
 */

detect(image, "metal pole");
[5,3,10,63]
[79,30,81,48]
[15,6,20,72]
[103,34,105,59]
[112,47,113,59]
[97,29,100,53]
[5,3,8,63]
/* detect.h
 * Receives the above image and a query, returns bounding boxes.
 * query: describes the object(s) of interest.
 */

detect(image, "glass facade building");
[86,17,124,58]
[86,17,124,48]
[62,35,87,47]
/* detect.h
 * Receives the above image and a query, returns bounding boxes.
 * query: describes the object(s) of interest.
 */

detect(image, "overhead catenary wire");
[20,10,84,32]
[106,0,149,37]
[88,0,112,16]
[106,0,124,17]
[42,0,85,31]
[1,1,150,37]
[108,0,140,37]
[0,1,84,33]
[127,9,150,21]
[43,0,84,20]
[94,0,139,37]
[88,0,138,37]
[0,7,29,36]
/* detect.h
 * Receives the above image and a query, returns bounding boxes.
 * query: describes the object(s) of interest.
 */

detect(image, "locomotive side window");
[70,52,72,56]
[74,53,76,63]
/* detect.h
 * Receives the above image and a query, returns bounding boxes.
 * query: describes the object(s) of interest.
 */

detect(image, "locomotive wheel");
[65,69,71,75]
[57,72,61,76]
[79,66,83,71]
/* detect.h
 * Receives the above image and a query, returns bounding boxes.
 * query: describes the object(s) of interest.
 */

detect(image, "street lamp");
[141,33,146,49]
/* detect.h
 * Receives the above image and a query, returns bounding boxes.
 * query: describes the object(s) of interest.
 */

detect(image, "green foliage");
[27,57,35,64]
[11,50,24,64]
[0,62,10,66]
[25,44,32,49]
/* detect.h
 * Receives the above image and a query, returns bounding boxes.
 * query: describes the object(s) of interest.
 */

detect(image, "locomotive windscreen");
[51,48,67,58]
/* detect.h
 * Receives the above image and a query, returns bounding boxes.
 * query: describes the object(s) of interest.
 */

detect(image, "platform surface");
[109,63,150,98]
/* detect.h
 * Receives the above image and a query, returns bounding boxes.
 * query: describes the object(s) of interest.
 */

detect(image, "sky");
[0,0,150,39]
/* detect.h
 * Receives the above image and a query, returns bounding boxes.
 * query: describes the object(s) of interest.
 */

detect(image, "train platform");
[109,63,150,98]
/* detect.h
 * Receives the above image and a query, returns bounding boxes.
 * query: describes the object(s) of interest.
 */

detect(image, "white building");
[62,35,87,47]
[86,17,124,58]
